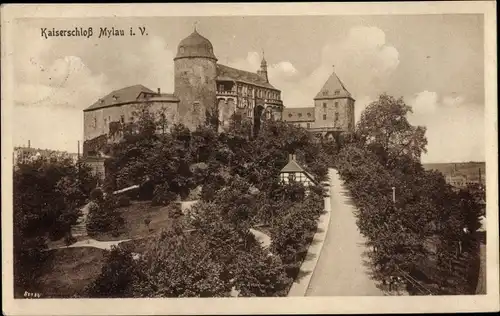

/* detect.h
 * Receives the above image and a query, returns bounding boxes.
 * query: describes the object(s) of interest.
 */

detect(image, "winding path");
[306,169,384,296]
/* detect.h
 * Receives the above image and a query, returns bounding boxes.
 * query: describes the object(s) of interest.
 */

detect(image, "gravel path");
[306,169,384,296]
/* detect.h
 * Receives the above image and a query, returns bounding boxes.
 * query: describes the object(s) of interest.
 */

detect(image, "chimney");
[28,140,31,148]
[157,88,161,94]
[289,153,294,162]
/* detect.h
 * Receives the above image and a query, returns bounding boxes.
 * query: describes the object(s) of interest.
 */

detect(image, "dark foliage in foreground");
[13,156,97,296]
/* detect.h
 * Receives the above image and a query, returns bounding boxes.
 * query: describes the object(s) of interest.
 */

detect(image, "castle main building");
[83,28,354,157]
[83,28,283,156]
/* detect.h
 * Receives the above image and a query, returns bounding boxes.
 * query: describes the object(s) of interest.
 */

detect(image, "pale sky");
[12,14,484,163]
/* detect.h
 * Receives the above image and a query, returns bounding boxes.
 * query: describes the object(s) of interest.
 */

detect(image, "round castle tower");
[174,28,218,129]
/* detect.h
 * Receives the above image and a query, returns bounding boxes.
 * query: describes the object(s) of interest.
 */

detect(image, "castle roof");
[175,29,217,61]
[217,64,278,90]
[314,69,354,100]
[84,85,178,112]
[282,107,315,122]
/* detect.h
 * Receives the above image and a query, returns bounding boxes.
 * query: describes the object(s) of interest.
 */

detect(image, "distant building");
[446,174,467,188]
[84,156,106,182]
[13,146,79,167]
[283,68,355,139]
[280,154,317,188]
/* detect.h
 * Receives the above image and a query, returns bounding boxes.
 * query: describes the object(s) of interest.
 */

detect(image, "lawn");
[92,201,179,241]
[36,247,108,298]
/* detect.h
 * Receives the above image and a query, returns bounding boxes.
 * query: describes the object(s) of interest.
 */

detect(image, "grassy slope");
[37,247,107,298]
[91,201,177,241]
[38,200,179,297]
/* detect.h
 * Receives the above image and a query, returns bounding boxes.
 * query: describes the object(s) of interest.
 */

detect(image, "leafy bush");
[86,198,124,236]
[151,183,178,206]
[84,246,138,297]
[90,187,104,202]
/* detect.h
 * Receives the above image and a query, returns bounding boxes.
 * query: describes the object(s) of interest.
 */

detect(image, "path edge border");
[287,169,334,296]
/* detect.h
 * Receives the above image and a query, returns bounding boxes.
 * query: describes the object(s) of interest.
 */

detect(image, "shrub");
[90,188,104,202]
[84,246,138,297]
[86,198,124,236]
[152,184,177,206]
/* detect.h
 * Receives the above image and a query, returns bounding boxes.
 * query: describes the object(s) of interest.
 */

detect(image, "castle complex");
[83,28,355,157]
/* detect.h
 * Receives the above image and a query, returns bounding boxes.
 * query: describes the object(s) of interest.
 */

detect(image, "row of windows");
[323,101,339,109]
[91,114,131,129]
[222,84,280,100]
[323,113,340,121]
[288,112,313,118]
[322,89,341,96]
[281,172,309,182]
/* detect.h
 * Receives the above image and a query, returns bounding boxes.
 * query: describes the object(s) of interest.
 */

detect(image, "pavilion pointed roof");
[314,69,354,100]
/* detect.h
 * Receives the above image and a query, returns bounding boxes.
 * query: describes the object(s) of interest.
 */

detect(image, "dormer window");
[298,113,303,118]
[288,113,293,118]
[113,95,118,101]
[323,90,328,96]
[307,113,312,117]
[334,89,340,95]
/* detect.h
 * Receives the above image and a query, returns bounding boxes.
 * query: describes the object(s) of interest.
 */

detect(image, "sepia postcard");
[1,2,499,315]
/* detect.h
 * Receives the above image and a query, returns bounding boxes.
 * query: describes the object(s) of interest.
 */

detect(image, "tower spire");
[258,49,268,83]
[194,21,198,32]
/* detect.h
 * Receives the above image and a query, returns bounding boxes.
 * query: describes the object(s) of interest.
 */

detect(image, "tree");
[13,156,97,295]
[357,94,428,168]
[85,246,139,297]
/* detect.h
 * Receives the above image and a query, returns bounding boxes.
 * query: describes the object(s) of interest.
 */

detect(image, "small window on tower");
[323,103,327,109]
[323,114,327,120]
[335,112,339,121]
[335,101,339,108]
[298,113,302,118]
[323,90,328,96]
[335,89,340,95]
[120,115,125,123]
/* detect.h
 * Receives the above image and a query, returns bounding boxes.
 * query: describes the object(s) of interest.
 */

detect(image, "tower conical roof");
[175,29,217,61]
[314,69,353,100]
